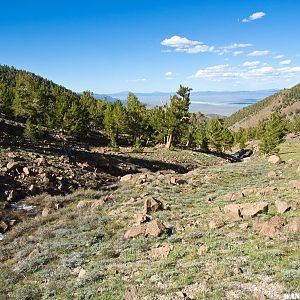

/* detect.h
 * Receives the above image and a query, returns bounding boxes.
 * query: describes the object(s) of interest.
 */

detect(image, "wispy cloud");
[190,63,300,81]
[242,11,266,23]
[274,54,284,59]
[280,59,292,65]
[126,78,146,82]
[243,61,261,67]
[217,43,252,56]
[247,50,269,57]
[222,43,252,50]
[233,51,243,56]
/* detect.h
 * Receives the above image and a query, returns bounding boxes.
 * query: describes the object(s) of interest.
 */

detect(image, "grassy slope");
[0,147,299,300]
[226,83,300,130]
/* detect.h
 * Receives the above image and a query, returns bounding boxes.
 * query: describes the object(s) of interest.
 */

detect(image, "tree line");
[1,65,299,154]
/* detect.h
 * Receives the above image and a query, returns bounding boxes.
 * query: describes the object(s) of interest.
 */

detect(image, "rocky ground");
[0,139,299,299]
[1,116,228,235]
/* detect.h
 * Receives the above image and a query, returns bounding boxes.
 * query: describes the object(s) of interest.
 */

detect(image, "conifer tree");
[165,85,192,149]
[0,82,13,115]
[259,112,288,154]
[206,118,224,151]
[126,92,147,141]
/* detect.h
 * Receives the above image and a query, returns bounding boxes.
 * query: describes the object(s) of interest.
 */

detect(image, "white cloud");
[279,59,292,65]
[190,63,300,81]
[161,35,254,56]
[243,61,261,67]
[165,71,174,80]
[126,78,146,82]
[278,66,300,72]
[161,35,200,48]
[176,44,215,54]
[247,50,269,57]
[233,51,243,56]
[274,55,284,59]
[242,11,266,23]
[222,43,252,50]
[161,35,215,54]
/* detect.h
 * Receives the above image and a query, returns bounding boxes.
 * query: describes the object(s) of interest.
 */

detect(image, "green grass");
[0,147,299,299]
[279,139,300,161]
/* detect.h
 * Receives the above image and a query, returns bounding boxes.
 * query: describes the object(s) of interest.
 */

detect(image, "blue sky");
[1,0,300,93]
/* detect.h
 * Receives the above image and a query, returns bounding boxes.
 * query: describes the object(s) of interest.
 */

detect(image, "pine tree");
[221,127,234,151]
[165,85,192,149]
[259,112,288,154]
[206,118,224,152]
[0,82,13,115]
[63,100,90,137]
[291,115,300,134]
[126,93,147,141]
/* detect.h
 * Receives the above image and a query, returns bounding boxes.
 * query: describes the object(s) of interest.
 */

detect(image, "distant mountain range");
[93,90,279,116]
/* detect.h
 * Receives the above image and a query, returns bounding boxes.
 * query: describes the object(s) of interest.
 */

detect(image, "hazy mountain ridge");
[94,89,279,115]
[226,83,300,130]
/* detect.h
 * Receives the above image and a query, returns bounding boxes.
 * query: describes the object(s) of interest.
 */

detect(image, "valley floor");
[0,144,300,299]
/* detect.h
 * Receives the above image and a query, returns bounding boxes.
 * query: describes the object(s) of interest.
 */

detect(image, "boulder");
[148,244,172,259]
[259,222,277,237]
[120,174,133,183]
[241,188,254,197]
[275,200,290,214]
[134,213,151,224]
[41,207,51,217]
[224,204,241,221]
[256,186,276,196]
[124,224,146,239]
[208,219,225,229]
[143,197,163,214]
[240,202,268,219]
[36,157,46,166]
[198,245,209,256]
[269,215,287,227]
[286,217,300,233]
[136,174,147,185]
[23,167,30,176]
[6,160,17,170]
[170,177,177,185]
[268,155,281,165]
[0,221,8,232]
[145,220,166,237]
[77,268,86,279]
[268,171,276,178]
[224,193,234,201]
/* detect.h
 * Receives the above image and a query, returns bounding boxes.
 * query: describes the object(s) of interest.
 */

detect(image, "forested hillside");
[226,83,300,130]
[1,65,300,156]
[0,65,234,151]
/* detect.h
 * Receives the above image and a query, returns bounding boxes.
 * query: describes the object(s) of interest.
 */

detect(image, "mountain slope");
[225,83,300,130]
[1,147,299,299]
